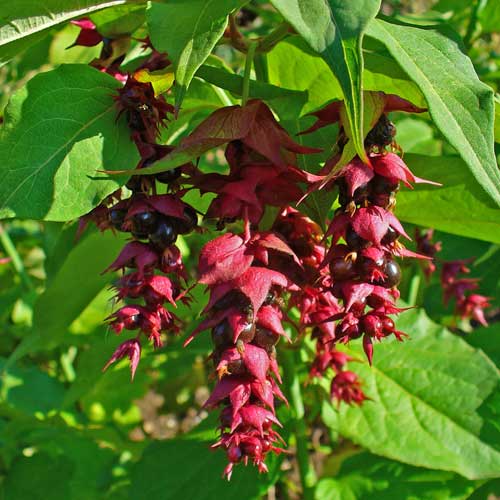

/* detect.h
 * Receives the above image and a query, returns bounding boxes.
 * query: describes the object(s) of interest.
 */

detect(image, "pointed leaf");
[0,65,138,221]
[270,0,381,161]
[367,19,500,206]
[146,0,246,109]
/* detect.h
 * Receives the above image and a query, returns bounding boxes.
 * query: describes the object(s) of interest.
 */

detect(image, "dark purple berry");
[383,259,402,288]
[365,114,396,148]
[382,226,399,245]
[126,175,143,193]
[109,208,127,231]
[132,211,158,239]
[372,175,399,195]
[175,206,198,234]
[330,258,357,281]
[211,321,232,349]
[238,322,256,343]
[149,218,177,250]
[253,327,279,351]
[345,226,370,250]
[155,167,181,184]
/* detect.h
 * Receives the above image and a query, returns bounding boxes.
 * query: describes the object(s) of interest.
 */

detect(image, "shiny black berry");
[155,167,181,184]
[253,327,280,351]
[383,259,402,288]
[238,322,256,343]
[345,226,370,250]
[329,258,356,281]
[132,211,158,239]
[372,175,399,195]
[109,208,127,231]
[175,206,198,234]
[365,114,396,148]
[382,226,399,245]
[126,175,143,193]
[211,321,232,348]
[149,218,177,250]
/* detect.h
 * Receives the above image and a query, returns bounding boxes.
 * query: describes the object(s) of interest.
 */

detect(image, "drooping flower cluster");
[415,229,491,325]
[299,94,439,367]
[272,209,365,404]
[181,101,323,477]
[75,30,199,376]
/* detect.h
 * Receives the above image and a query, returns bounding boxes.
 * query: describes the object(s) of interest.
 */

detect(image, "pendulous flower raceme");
[76,32,445,477]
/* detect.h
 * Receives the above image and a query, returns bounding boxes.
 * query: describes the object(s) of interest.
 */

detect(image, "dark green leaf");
[266,36,426,112]
[146,0,246,109]
[316,452,480,500]
[0,357,65,415]
[0,65,138,221]
[0,0,138,63]
[32,230,125,349]
[324,308,500,479]
[270,0,381,161]
[130,420,279,500]
[367,19,500,206]
[396,154,500,244]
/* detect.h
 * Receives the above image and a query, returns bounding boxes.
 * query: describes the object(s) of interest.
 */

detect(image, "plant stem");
[282,348,317,500]
[0,223,33,291]
[242,41,258,106]
[258,23,291,53]
[407,270,421,306]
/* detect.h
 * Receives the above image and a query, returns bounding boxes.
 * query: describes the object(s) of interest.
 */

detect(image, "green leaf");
[130,420,279,500]
[0,0,137,63]
[478,0,500,34]
[32,230,125,349]
[0,357,65,415]
[270,0,381,161]
[316,452,480,500]
[324,308,500,479]
[395,154,500,244]
[196,64,308,119]
[146,0,245,110]
[366,19,500,206]
[0,65,138,221]
[266,36,426,112]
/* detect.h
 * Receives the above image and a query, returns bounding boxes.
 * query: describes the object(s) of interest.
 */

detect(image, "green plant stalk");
[0,223,33,291]
[407,270,421,307]
[241,41,258,106]
[258,22,290,53]
[282,348,317,500]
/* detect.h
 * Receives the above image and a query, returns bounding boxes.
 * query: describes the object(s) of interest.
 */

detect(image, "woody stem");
[241,40,258,106]
[282,348,317,500]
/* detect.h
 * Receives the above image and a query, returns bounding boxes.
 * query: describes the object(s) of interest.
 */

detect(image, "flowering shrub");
[0,2,500,499]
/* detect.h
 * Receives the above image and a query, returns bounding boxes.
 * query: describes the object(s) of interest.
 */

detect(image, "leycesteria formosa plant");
[1,2,499,499]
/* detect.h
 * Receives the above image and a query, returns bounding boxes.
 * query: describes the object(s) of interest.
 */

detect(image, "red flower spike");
[351,206,410,245]
[102,338,142,380]
[330,371,366,405]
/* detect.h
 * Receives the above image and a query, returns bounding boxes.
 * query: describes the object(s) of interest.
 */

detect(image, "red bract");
[182,99,320,169]
[102,339,141,380]
[70,19,103,47]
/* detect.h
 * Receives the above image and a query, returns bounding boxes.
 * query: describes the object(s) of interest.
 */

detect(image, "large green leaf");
[270,0,381,161]
[0,0,138,63]
[130,419,279,500]
[367,19,500,206]
[0,65,138,221]
[32,230,125,349]
[266,36,425,112]
[146,0,245,110]
[395,154,500,244]
[323,308,500,480]
[316,452,480,500]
